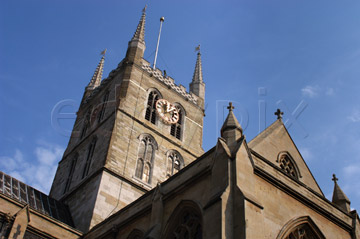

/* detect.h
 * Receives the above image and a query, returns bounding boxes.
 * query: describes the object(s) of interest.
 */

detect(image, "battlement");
[141,62,198,104]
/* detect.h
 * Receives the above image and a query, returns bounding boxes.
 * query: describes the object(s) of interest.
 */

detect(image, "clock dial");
[155,99,179,124]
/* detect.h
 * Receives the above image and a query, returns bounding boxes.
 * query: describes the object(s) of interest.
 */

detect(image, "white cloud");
[348,109,360,122]
[301,85,335,98]
[343,164,360,176]
[0,142,64,194]
[301,85,319,98]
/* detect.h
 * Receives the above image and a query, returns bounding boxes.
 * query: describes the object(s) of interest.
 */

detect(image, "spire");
[131,5,146,43]
[86,50,106,91]
[192,50,203,83]
[190,46,205,101]
[221,102,243,145]
[331,174,351,213]
[126,6,147,63]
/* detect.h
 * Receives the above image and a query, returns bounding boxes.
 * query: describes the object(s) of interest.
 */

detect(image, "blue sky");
[1,1,360,210]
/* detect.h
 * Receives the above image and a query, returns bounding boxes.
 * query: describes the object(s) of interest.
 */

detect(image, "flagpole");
[153,17,165,70]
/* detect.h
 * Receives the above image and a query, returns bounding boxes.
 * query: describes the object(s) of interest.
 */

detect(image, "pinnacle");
[331,174,350,212]
[87,53,105,90]
[131,6,146,43]
[192,51,203,83]
[221,102,243,143]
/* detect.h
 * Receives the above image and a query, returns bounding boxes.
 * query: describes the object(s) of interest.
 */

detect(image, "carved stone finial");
[332,174,338,183]
[274,108,284,119]
[227,102,234,112]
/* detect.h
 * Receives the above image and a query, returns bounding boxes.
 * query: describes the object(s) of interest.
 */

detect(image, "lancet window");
[82,137,97,178]
[166,150,183,178]
[64,154,78,193]
[145,90,160,124]
[80,110,91,139]
[97,91,110,123]
[135,134,157,183]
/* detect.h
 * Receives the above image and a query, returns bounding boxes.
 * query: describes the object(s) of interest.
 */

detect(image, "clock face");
[155,99,179,124]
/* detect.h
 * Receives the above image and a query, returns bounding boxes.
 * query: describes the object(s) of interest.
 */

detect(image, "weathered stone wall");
[63,172,102,232]
[50,111,116,200]
[90,170,146,229]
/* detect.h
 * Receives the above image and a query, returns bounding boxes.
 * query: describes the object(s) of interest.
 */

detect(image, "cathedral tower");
[49,7,205,232]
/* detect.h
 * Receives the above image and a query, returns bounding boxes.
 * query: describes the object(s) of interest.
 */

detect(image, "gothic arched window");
[277,216,325,239]
[164,201,203,239]
[127,229,144,239]
[166,150,184,178]
[277,152,301,180]
[145,90,160,124]
[135,134,158,184]
[82,137,97,178]
[97,91,110,123]
[64,154,78,194]
[80,110,91,139]
[170,105,184,140]
[285,224,318,239]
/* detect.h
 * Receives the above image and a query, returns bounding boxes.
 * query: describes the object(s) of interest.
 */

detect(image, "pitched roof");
[0,171,73,226]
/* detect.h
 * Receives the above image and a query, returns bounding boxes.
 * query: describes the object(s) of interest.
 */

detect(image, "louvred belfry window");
[170,106,183,140]
[145,91,159,124]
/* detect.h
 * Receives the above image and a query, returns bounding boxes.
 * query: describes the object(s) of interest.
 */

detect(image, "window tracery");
[277,216,325,239]
[145,90,160,124]
[284,224,317,239]
[277,152,300,179]
[135,135,157,183]
[164,201,203,239]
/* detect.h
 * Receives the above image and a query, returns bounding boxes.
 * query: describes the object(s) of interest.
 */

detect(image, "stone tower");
[49,7,205,232]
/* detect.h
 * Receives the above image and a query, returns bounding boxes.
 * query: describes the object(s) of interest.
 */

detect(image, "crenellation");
[141,63,198,104]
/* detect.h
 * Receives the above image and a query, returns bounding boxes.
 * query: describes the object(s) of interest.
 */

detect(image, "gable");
[248,120,323,196]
